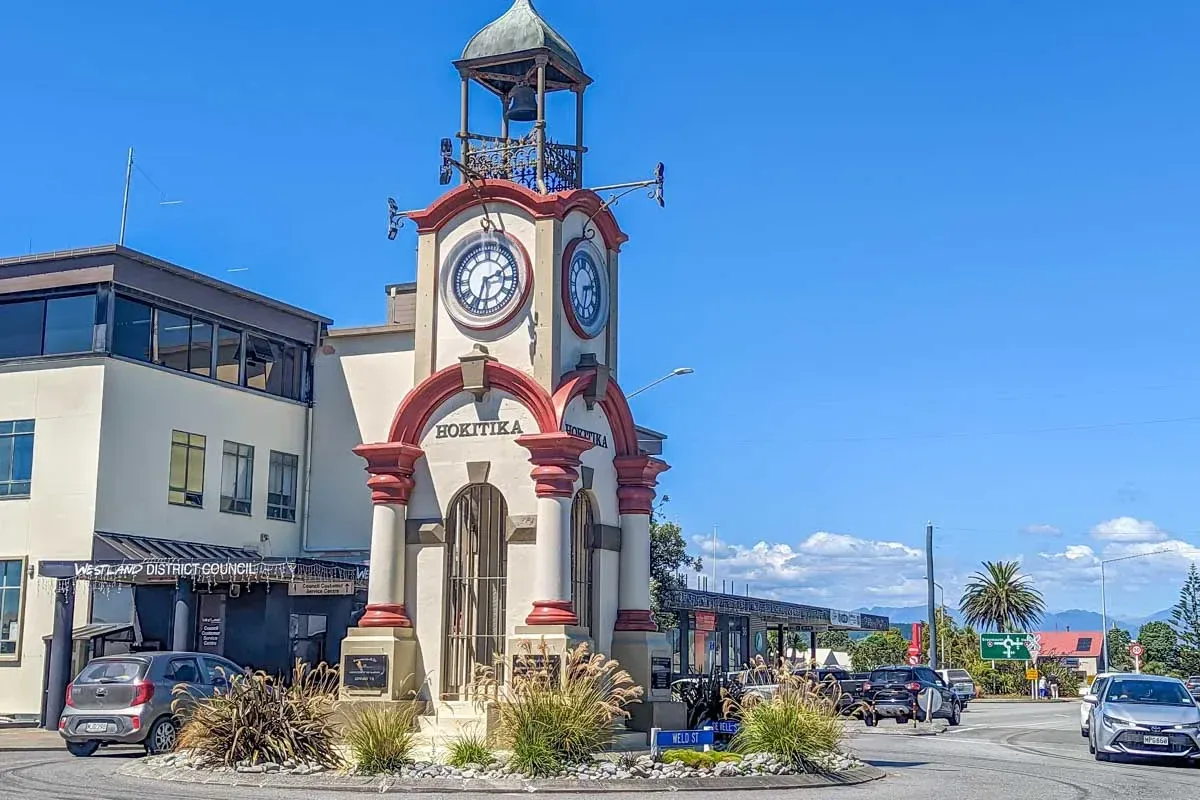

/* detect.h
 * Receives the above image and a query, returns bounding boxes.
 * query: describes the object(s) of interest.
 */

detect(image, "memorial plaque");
[651,656,671,690]
[344,654,389,690]
[512,654,561,688]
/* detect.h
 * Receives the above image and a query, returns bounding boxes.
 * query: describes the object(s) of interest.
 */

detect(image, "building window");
[154,309,192,372]
[189,319,214,377]
[43,294,98,355]
[112,296,153,362]
[221,441,254,515]
[215,327,242,385]
[0,300,45,360]
[0,420,35,498]
[168,430,206,508]
[0,558,24,659]
[267,451,299,522]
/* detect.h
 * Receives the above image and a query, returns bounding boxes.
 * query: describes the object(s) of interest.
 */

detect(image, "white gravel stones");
[144,748,864,782]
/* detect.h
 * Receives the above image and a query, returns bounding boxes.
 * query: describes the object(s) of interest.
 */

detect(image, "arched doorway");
[442,483,508,699]
[570,491,596,635]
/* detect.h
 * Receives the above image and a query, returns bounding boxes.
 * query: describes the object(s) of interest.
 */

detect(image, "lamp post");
[627,367,694,399]
[1099,548,1174,670]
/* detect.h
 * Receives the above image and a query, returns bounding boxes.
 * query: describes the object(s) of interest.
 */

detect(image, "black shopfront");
[663,589,890,679]
[37,533,365,729]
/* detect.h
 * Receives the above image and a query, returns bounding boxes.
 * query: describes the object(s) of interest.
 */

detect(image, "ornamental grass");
[725,663,844,772]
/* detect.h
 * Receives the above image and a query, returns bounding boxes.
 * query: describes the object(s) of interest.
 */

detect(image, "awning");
[38,533,368,588]
[93,531,259,562]
[41,623,134,642]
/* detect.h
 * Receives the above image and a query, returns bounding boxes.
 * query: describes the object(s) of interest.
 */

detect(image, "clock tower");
[343,0,679,733]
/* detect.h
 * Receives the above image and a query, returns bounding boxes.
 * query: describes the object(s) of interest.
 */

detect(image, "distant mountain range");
[856,605,1174,635]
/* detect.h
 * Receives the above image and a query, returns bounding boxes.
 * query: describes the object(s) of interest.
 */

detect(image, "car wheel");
[948,702,962,727]
[1081,727,1089,739]
[66,740,99,757]
[1087,734,1095,754]
[864,713,878,727]
[144,717,180,755]
[895,716,909,725]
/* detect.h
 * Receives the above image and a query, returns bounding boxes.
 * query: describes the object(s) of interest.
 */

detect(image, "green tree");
[959,560,1046,633]
[1176,648,1200,677]
[1105,627,1133,671]
[1137,621,1178,668]
[816,629,855,652]
[1171,563,1200,651]
[850,630,910,672]
[649,497,702,630]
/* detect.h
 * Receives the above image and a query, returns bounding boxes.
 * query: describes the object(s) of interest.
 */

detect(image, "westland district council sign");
[979,632,1043,661]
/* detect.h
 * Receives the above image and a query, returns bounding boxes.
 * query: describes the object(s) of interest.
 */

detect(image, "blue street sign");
[654,729,716,748]
[713,720,740,735]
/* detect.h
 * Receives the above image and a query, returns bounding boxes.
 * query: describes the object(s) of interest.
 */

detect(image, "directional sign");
[654,729,715,749]
[1129,642,1145,658]
[980,632,1039,661]
[1026,668,1039,681]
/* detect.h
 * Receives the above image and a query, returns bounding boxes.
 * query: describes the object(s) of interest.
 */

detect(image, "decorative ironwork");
[442,483,509,699]
[582,163,666,241]
[570,491,595,633]
[462,132,581,193]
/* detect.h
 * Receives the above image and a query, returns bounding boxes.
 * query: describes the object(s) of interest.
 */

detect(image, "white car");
[1081,673,1116,736]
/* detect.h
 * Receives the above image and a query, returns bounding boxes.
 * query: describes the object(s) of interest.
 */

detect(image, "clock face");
[441,231,531,330]
[562,239,610,339]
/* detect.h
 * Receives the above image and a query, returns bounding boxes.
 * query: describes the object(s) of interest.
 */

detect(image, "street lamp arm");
[626,367,694,399]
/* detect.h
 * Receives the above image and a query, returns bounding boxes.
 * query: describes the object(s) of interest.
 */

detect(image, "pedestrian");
[1038,675,1047,698]
[1048,675,1060,699]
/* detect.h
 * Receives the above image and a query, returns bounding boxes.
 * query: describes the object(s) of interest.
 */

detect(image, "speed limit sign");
[1129,642,1145,658]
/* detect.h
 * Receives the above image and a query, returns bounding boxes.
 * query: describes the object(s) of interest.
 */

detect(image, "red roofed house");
[1035,631,1105,685]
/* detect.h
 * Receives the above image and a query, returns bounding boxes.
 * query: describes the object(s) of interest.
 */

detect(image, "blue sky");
[4,1,1200,616]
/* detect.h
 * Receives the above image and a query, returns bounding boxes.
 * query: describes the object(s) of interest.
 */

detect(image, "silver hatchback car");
[59,651,244,757]
[1086,673,1200,762]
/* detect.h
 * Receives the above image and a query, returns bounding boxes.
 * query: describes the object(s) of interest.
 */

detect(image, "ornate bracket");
[582,163,665,242]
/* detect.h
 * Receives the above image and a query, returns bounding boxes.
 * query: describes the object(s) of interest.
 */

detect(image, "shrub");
[446,728,496,769]
[174,660,340,768]
[661,750,742,768]
[478,642,644,776]
[342,703,420,774]
[727,666,843,772]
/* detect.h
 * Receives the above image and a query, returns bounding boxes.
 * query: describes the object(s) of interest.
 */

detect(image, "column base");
[611,629,674,703]
[614,609,658,632]
[339,626,420,702]
[525,600,578,626]
[359,603,412,628]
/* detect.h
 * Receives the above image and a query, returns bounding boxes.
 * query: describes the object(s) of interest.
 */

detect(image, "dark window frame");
[0,556,26,661]
[0,420,35,498]
[220,441,254,516]
[168,430,206,508]
[267,450,299,522]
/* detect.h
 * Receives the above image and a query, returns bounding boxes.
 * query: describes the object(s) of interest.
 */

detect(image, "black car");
[862,665,963,726]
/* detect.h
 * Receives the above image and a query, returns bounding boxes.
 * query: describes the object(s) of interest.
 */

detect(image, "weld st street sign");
[980,633,1040,661]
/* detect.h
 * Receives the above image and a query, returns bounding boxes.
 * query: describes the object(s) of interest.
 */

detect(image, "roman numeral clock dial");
[561,239,610,339]
[440,231,531,331]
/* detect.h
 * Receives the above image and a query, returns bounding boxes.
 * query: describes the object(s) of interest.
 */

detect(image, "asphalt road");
[2,701,1199,798]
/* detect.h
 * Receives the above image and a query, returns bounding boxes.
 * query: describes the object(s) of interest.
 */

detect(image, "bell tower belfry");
[454,0,591,194]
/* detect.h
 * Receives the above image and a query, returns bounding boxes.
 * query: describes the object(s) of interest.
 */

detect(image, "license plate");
[1143,735,1170,746]
[83,723,110,733]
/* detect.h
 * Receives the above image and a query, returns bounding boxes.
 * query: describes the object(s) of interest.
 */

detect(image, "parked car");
[1080,672,1116,737]
[1086,674,1200,762]
[1184,676,1200,699]
[59,651,245,757]
[862,665,962,726]
[937,668,976,706]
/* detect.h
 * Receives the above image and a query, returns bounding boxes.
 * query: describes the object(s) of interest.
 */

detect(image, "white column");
[617,512,652,614]
[535,496,569,605]
[367,503,405,608]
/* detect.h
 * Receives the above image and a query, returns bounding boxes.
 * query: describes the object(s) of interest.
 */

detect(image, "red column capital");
[516,432,594,498]
[353,442,425,506]
[614,455,670,515]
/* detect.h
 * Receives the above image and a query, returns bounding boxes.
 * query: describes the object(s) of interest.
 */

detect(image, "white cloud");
[1021,524,1061,537]
[1090,517,1168,543]
[1033,539,1200,591]
[688,531,930,607]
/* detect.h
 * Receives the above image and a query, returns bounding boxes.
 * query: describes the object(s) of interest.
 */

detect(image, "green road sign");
[979,632,1040,661]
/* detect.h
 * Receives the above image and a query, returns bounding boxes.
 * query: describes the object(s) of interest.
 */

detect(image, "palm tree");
[959,560,1045,633]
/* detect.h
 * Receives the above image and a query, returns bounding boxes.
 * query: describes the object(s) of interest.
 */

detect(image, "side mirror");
[1083,695,1098,705]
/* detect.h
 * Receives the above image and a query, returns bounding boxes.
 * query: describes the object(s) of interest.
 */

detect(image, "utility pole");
[926,521,938,670]
[119,147,134,245]
[711,525,718,587]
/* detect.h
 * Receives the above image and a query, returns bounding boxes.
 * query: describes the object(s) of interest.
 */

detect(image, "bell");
[505,85,539,123]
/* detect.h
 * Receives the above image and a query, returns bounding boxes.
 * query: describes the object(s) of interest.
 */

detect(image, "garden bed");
[121,751,885,793]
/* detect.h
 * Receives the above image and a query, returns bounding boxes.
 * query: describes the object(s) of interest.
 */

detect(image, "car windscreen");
[1105,678,1194,706]
[870,669,914,684]
[75,659,145,684]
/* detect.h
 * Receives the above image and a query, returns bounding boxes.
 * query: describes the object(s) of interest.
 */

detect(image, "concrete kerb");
[119,760,886,794]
